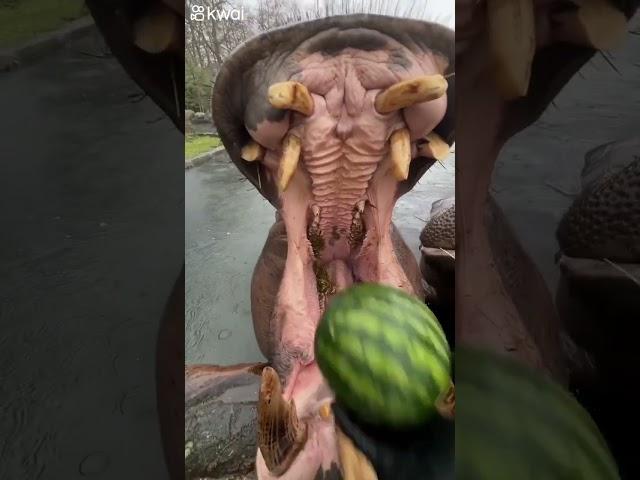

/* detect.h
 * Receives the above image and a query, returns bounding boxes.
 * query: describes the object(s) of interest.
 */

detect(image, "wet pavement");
[185,154,455,365]
[0,31,183,478]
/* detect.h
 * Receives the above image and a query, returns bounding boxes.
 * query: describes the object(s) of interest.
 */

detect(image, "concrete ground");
[0,30,183,478]
[185,154,455,365]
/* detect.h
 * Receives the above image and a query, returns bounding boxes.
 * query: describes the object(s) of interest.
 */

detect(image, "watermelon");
[456,347,619,479]
[314,283,452,428]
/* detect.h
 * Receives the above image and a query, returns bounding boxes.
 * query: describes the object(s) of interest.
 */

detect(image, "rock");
[185,364,264,479]
[193,112,208,123]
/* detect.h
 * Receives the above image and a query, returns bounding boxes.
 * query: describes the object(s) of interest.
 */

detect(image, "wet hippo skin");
[212,15,454,480]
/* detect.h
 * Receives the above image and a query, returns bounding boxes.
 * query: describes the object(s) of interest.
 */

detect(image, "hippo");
[210,15,454,480]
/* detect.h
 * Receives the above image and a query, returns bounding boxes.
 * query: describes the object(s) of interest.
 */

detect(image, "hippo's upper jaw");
[212,14,454,480]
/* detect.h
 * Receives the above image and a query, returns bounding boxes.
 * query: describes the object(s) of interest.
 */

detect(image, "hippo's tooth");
[278,134,302,192]
[319,402,332,419]
[133,4,180,54]
[258,367,308,476]
[418,132,451,162]
[268,81,314,116]
[336,428,379,480]
[552,0,627,50]
[487,0,536,99]
[435,381,456,420]
[389,128,412,181]
[240,141,264,162]
[374,75,448,114]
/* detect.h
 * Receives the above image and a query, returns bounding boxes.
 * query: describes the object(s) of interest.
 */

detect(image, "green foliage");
[185,62,212,113]
[0,0,86,48]
[185,135,221,159]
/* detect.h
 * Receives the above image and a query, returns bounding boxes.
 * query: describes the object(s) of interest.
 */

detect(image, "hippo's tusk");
[133,4,180,54]
[487,0,536,99]
[336,428,379,480]
[319,402,332,419]
[436,381,456,420]
[418,132,451,162]
[258,367,307,476]
[268,81,315,116]
[374,75,448,114]
[241,140,265,162]
[551,0,627,51]
[389,128,412,181]
[278,134,302,192]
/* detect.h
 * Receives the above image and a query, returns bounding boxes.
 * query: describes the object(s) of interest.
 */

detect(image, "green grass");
[185,135,221,159]
[0,0,87,48]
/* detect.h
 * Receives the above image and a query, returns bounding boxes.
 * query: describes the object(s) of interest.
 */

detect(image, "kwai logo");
[190,4,246,21]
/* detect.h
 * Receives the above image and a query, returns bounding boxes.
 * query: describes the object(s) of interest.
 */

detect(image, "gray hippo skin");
[211,15,454,480]
[419,198,455,341]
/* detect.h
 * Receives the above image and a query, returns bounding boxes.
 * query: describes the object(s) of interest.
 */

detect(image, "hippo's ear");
[86,0,185,133]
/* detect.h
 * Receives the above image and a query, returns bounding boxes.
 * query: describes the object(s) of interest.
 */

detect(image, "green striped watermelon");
[456,347,619,479]
[314,283,451,428]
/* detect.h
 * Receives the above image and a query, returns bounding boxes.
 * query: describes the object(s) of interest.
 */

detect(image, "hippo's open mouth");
[212,14,454,480]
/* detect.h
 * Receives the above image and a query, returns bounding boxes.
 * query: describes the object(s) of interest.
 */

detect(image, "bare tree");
[185,0,452,111]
